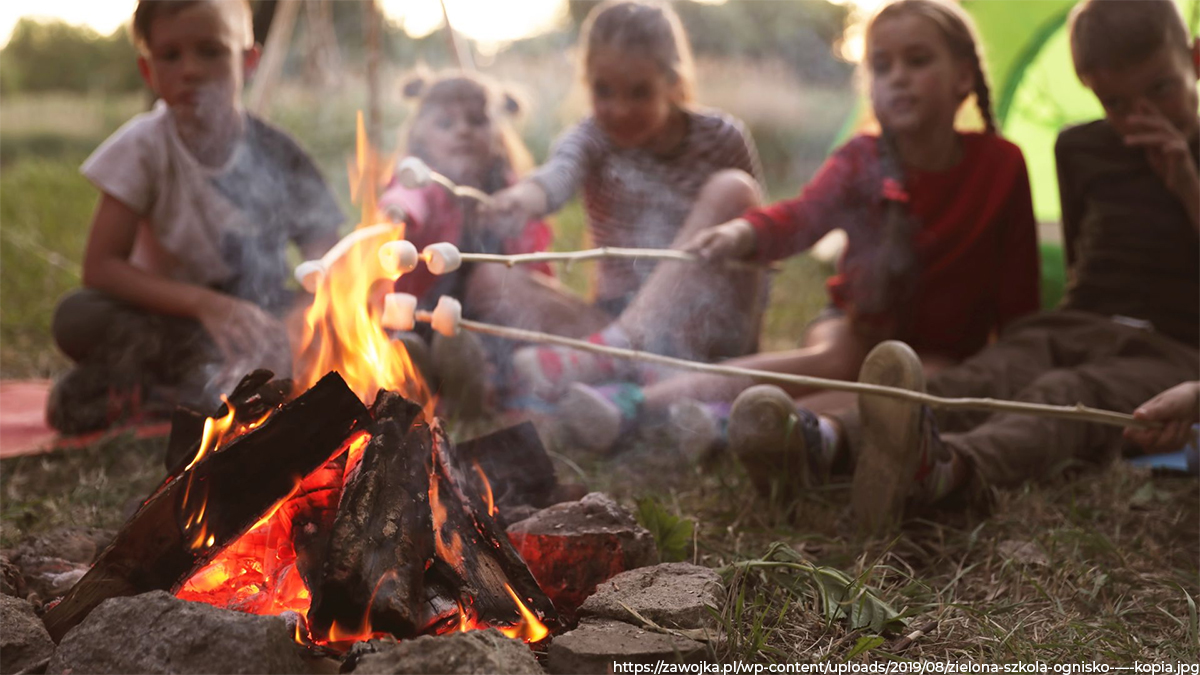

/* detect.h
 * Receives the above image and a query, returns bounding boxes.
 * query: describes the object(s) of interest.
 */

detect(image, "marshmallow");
[430,296,462,337]
[423,242,463,275]
[397,157,433,189]
[295,260,326,293]
[382,293,419,331]
[379,240,420,276]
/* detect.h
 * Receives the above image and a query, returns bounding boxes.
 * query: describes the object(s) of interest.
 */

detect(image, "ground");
[2,83,1197,665]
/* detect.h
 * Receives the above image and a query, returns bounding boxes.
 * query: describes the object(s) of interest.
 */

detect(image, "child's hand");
[198,293,288,364]
[480,182,548,239]
[683,218,757,261]
[1124,102,1200,225]
[1124,380,1200,453]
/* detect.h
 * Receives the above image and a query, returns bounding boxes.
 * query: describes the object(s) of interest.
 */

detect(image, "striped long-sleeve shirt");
[530,108,763,309]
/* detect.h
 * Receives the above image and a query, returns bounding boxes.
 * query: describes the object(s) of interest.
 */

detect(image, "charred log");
[305,394,432,640]
[43,371,368,642]
[457,422,559,517]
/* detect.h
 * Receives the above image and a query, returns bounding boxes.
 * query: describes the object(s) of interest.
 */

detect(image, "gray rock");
[547,618,706,675]
[0,554,25,598]
[10,528,113,564]
[579,562,724,630]
[48,591,315,674]
[345,629,542,674]
[0,594,55,675]
[507,493,658,615]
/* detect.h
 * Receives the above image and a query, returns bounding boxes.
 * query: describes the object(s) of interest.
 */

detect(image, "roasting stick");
[378,240,766,278]
[382,294,1154,431]
[396,156,490,203]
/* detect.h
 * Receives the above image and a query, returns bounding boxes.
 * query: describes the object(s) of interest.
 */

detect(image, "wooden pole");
[246,0,300,117]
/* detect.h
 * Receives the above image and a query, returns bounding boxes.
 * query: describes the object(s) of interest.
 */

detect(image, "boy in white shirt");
[48,0,342,433]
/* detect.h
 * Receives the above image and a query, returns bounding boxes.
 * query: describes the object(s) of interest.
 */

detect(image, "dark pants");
[52,289,222,412]
[839,311,1199,489]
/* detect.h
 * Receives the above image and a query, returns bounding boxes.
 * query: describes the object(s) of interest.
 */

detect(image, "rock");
[11,527,113,564]
[1,554,26,598]
[344,629,541,674]
[547,618,706,675]
[0,594,55,675]
[579,562,724,630]
[8,527,115,604]
[48,591,315,674]
[7,556,88,604]
[507,493,658,617]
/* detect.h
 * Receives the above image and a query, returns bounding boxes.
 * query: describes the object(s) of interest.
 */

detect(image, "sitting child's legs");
[48,288,216,432]
[511,170,764,399]
[463,265,612,339]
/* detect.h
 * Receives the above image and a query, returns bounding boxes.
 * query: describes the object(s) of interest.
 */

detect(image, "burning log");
[306,392,431,641]
[457,422,559,516]
[43,371,369,642]
[427,423,558,634]
[164,369,295,476]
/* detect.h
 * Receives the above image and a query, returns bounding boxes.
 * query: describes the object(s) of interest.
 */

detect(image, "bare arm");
[82,193,283,360]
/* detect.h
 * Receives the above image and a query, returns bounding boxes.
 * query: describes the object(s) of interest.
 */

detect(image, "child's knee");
[700,169,761,215]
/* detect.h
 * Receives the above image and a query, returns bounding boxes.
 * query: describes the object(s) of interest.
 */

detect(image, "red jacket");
[743,132,1039,359]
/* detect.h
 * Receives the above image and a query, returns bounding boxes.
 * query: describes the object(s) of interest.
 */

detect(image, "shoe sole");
[668,399,721,463]
[853,340,925,532]
[728,384,809,498]
[559,383,622,454]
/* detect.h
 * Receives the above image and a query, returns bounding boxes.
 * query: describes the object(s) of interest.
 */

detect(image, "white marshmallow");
[382,293,419,331]
[295,260,326,293]
[430,296,462,337]
[423,242,463,275]
[379,240,420,276]
[397,157,433,189]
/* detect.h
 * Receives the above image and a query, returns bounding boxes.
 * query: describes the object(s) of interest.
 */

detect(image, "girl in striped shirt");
[480,0,769,397]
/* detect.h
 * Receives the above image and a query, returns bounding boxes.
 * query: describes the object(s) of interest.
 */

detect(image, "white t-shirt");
[81,101,342,312]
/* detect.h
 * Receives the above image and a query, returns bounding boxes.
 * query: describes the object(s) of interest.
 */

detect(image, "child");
[481,0,768,398]
[376,73,555,412]
[732,0,1199,529]
[555,0,1041,455]
[1124,381,1199,454]
[46,0,343,434]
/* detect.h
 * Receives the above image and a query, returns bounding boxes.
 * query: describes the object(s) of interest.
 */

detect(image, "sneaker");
[728,384,821,501]
[431,331,489,420]
[666,398,725,463]
[557,382,643,454]
[511,342,627,401]
[852,340,937,531]
[45,364,163,435]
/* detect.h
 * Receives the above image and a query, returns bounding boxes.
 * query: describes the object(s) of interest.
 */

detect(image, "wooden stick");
[456,246,766,272]
[451,319,1154,430]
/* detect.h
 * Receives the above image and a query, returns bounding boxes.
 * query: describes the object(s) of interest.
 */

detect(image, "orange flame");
[472,461,496,517]
[499,583,550,642]
[292,110,431,412]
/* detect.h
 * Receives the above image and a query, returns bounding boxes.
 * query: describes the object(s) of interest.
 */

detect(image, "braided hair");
[849,0,996,340]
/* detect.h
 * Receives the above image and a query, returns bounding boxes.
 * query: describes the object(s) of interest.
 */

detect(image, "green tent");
[966,0,1197,223]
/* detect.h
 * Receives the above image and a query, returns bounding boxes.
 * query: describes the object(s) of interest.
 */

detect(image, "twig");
[14,656,51,675]
[457,319,1155,430]
[891,619,938,652]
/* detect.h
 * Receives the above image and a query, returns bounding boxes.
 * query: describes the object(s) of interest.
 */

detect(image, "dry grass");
[569,431,1200,664]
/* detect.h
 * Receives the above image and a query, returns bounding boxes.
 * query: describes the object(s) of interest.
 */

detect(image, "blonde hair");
[865,0,996,133]
[1069,0,1192,78]
[132,0,254,54]
[399,72,533,193]
[579,0,696,104]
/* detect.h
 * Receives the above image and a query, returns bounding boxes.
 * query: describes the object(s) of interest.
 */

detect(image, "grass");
[1,84,1193,666]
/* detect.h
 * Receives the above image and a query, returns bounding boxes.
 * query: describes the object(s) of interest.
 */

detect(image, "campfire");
[41,114,559,650]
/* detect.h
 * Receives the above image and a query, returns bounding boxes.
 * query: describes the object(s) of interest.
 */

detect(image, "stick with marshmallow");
[376,239,764,279]
[396,157,490,204]
[379,292,1155,431]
